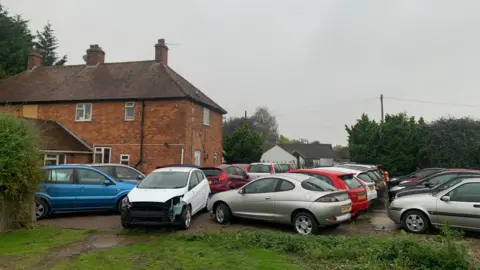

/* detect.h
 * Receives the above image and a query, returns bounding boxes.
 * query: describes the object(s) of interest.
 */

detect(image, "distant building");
[261,143,335,168]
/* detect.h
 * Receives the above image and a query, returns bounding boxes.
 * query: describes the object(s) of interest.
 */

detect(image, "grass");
[1,227,476,269]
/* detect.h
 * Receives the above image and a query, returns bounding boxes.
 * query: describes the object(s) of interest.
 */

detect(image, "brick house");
[0,39,227,174]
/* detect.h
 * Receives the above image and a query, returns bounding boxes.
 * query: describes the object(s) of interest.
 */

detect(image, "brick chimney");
[27,51,43,71]
[155,39,168,65]
[86,44,105,66]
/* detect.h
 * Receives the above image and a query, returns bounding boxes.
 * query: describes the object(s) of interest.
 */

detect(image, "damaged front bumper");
[121,197,186,226]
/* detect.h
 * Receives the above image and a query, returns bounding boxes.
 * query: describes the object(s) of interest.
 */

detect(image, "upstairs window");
[203,107,210,126]
[76,103,92,121]
[120,154,130,165]
[125,102,135,121]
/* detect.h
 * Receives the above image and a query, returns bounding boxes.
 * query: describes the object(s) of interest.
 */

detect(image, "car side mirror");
[104,179,111,185]
[424,182,432,188]
[238,189,245,195]
[441,196,451,202]
[137,175,144,180]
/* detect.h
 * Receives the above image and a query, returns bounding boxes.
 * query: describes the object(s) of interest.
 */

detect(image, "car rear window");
[200,168,223,177]
[338,175,364,189]
[248,164,271,173]
[234,164,249,169]
[301,177,337,192]
[372,170,384,180]
[357,173,374,183]
[366,171,381,181]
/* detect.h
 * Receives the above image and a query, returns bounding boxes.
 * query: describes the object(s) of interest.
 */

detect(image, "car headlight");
[122,196,131,208]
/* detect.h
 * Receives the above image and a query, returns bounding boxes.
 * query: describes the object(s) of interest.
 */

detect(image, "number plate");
[369,186,375,191]
[358,194,366,200]
[341,204,352,213]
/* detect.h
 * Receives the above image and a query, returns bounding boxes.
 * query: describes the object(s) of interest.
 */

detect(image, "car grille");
[130,202,169,211]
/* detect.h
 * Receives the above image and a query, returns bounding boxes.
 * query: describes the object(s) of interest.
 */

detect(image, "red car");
[291,169,369,218]
[200,165,250,194]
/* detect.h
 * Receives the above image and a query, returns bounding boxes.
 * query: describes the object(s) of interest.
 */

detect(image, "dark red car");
[291,169,369,218]
[200,165,250,194]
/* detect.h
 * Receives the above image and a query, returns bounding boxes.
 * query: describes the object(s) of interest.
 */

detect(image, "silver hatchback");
[388,178,480,233]
[207,173,352,235]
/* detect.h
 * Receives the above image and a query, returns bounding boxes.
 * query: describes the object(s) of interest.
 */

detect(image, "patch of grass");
[0,226,90,256]
[53,239,302,270]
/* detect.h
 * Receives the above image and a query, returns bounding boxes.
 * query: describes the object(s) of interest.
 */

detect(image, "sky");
[3,0,480,145]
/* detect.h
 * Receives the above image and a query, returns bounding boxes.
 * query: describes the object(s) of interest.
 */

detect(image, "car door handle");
[474,204,480,208]
[265,197,271,200]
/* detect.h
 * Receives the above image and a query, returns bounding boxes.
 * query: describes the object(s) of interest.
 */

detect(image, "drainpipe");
[181,148,184,164]
[134,100,146,169]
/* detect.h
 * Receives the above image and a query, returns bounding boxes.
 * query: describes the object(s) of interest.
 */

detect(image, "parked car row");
[387,168,480,233]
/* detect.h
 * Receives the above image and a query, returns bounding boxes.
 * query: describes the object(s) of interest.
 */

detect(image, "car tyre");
[402,210,429,234]
[214,202,232,224]
[179,206,192,230]
[35,198,48,220]
[293,212,319,235]
[121,216,131,229]
[116,198,125,214]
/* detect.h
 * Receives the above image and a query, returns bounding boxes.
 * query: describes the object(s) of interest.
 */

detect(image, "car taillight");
[219,171,227,181]
[315,195,339,202]
[270,165,275,174]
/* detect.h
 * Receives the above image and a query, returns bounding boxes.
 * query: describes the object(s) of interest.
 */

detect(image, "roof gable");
[0,62,226,114]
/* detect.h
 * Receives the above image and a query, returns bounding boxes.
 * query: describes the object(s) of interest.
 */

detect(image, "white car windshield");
[137,171,189,189]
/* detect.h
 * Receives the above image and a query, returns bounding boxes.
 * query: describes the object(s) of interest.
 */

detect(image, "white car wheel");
[215,205,225,223]
[184,207,192,228]
[293,212,319,235]
[402,210,429,234]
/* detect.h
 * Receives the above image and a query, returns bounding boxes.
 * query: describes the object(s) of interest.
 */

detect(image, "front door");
[436,182,480,230]
[41,168,77,210]
[75,168,119,209]
[194,150,201,166]
[232,178,278,221]
[184,171,202,214]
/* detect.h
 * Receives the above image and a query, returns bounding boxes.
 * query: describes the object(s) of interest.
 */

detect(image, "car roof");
[293,169,353,177]
[152,166,196,173]
[250,162,274,165]
[340,164,376,169]
[460,178,480,184]
[275,173,312,182]
[315,167,363,174]
[42,164,98,170]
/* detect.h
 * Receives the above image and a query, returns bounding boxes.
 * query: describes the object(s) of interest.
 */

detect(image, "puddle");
[90,236,126,249]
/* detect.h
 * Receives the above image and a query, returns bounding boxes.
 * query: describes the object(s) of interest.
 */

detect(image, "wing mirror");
[441,196,451,202]
[104,179,111,185]
[238,189,245,195]
[137,175,144,180]
[424,182,432,188]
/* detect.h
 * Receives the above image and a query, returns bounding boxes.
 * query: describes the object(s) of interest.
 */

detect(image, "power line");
[272,97,378,117]
[383,96,479,108]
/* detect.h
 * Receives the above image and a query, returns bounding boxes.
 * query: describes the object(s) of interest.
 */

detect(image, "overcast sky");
[3,0,480,145]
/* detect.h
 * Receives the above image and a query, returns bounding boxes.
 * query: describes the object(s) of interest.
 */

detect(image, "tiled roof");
[277,143,335,159]
[23,117,92,152]
[0,61,227,114]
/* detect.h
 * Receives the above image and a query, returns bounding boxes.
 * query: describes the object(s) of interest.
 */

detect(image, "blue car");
[35,165,136,219]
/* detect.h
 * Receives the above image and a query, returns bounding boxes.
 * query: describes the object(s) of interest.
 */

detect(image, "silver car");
[388,178,480,234]
[207,173,352,235]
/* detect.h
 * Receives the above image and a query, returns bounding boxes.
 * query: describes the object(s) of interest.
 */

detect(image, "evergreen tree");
[0,4,33,79]
[34,22,67,66]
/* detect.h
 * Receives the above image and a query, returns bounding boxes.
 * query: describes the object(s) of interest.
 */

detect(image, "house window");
[43,153,67,166]
[94,147,111,163]
[203,107,210,126]
[125,102,135,121]
[120,154,130,165]
[76,103,92,121]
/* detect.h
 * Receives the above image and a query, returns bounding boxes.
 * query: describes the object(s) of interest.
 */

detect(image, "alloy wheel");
[215,205,225,223]
[185,208,192,228]
[295,215,313,235]
[405,214,425,233]
[35,202,44,219]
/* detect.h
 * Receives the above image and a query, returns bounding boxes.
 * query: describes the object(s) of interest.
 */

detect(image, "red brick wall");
[1,99,223,174]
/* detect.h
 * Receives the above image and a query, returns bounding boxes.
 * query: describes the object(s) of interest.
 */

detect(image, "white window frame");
[94,147,112,164]
[120,154,130,165]
[44,153,67,165]
[203,107,210,126]
[125,102,135,121]
[75,103,92,122]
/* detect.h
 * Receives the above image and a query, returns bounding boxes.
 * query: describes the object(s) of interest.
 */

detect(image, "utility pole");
[380,94,384,123]
[244,110,247,120]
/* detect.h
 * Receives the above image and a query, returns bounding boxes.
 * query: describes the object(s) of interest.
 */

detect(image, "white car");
[120,166,211,229]
[316,167,378,201]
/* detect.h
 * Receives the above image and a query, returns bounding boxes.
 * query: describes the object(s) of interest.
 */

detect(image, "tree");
[250,106,279,144]
[223,123,264,163]
[0,113,43,232]
[279,135,290,144]
[311,140,321,144]
[345,114,380,164]
[34,22,67,66]
[333,145,350,159]
[291,138,309,144]
[0,4,33,79]
[223,116,254,137]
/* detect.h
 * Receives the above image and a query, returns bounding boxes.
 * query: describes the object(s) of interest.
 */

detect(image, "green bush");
[180,231,474,269]
[0,112,43,231]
